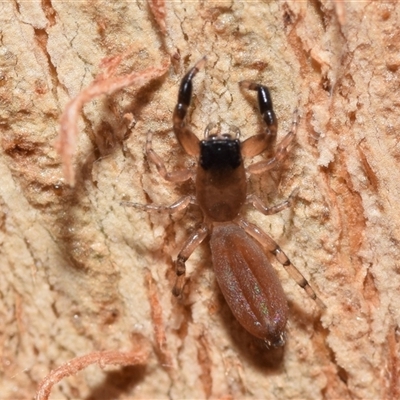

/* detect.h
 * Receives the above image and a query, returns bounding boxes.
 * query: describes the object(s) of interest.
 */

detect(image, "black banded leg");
[244,81,277,137]
[238,219,326,309]
[240,81,278,157]
[172,57,206,156]
[175,57,207,120]
[173,224,209,296]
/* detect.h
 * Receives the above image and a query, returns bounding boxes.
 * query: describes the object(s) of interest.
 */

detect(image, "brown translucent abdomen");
[210,223,288,346]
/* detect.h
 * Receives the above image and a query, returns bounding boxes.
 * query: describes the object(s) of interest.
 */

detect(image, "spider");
[124,57,324,347]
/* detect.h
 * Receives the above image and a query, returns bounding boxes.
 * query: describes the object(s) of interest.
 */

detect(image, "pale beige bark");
[1,1,399,399]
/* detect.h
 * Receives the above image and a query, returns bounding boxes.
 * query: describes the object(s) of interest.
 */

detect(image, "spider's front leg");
[239,79,298,175]
[247,110,299,175]
[240,81,278,157]
[173,57,206,156]
[140,57,208,184]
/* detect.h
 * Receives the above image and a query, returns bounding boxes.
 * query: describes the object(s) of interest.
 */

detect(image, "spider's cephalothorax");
[197,133,246,223]
[199,137,242,171]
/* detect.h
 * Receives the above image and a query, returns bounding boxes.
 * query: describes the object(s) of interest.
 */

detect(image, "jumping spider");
[124,57,324,347]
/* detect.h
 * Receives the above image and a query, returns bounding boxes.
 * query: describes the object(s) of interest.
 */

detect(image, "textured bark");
[1,1,399,399]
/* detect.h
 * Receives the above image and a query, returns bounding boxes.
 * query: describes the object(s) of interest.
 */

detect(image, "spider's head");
[200,123,242,170]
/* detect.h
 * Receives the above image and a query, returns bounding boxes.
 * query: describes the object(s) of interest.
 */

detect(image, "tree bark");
[1,1,399,399]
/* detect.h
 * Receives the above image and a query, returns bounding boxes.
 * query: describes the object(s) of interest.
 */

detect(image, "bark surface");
[1,1,399,399]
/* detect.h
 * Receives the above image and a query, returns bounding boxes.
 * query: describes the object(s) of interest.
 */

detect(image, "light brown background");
[1,1,399,399]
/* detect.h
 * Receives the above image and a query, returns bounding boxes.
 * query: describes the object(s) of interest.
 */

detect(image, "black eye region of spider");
[200,139,242,170]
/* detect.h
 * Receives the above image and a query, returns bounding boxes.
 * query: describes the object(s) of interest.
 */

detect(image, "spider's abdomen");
[210,223,288,346]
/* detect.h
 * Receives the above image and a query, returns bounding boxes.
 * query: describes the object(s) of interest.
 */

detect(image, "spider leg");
[146,131,195,182]
[238,219,326,309]
[246,188,298,215]
[173,57,206,156]
[121,195,196,214]
[173,224,209,296]
[240,81,278,157]
[247,110,298,175]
